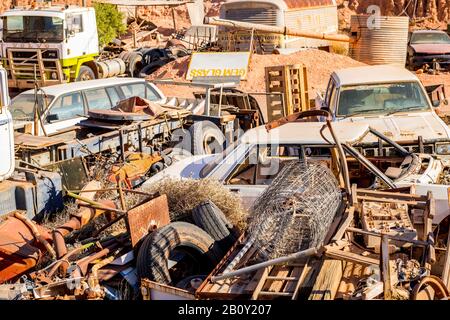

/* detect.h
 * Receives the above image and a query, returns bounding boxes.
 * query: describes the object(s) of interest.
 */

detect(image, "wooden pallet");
[265,64,309,122]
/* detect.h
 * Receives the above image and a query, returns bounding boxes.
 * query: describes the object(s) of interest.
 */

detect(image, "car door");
[44,91,86,135]
[219,144,299,210]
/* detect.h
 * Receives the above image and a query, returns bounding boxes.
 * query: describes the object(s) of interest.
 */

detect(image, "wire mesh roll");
[247,160,342,260]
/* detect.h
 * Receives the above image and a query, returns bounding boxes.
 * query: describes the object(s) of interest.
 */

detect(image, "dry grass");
[142,178,248,231]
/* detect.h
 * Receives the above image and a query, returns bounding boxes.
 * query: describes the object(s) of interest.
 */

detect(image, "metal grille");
[361,144,435,157]
[247,160,342,260]
[225,8,278,26]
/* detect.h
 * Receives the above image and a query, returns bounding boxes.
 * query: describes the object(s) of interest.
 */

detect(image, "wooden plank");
[441,230,450,290]
[291,261,310,300]
[328,206,354,243]
[356,189,427,201]
[309,259,343,300]
[325,248,379,266]
[380,233,392,299]
[251,266,273,300]
[356,195,425,208]
[267,265,290,294]
[244,268,266,293]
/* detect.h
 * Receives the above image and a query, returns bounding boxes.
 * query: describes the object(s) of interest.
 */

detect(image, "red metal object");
[0,214,52,283]
[127,194,171,247]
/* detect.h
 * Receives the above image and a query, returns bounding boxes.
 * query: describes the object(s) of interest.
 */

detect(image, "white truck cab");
[317,65,450,157]
[0,5,99,88]
[0,66,15,181]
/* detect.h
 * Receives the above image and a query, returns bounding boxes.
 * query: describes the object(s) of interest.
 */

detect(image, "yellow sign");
[186,52,251,81]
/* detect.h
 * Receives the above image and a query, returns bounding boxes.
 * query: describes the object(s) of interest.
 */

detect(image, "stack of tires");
[136,200,238,287]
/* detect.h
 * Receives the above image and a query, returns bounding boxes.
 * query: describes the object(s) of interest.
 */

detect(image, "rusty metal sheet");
[127,194,170,247]
[14,132,65,149]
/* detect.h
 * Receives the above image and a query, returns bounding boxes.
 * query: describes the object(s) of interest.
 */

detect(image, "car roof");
[19,77,149,97]
[332,65,419,87]
[240,122,370,145]
[412,29,447,34]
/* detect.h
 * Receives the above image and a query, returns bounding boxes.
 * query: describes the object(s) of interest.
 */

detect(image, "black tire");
[150,161,164,173]
[137,222,221,284]
[192,200,238,251]
[127,52,143,77]
[76,65,96,81]
[170,128,191,154]
[192,200,233,241]
[189,121,225,155]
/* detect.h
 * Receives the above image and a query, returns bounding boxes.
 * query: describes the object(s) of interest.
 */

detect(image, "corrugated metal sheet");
[349,15,409,66]
[224,8,279,26]
[283,5,338,48]
[284,0,335,9]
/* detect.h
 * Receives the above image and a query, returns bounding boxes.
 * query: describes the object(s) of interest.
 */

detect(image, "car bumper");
[411,54,450,68]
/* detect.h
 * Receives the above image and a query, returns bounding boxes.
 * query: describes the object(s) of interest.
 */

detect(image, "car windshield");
[3,15,64,43]
[10,94,54,121]
[199,141,243,178]
[410,32,450,44]
[337,82,430,117]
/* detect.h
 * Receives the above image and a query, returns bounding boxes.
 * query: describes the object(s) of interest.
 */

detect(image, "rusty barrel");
[349,15,409,66]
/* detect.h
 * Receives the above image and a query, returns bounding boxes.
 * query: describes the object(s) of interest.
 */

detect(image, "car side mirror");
[47,114,59,122]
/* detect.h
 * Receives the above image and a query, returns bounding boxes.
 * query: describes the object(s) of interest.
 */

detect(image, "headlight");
[436,143,450,154]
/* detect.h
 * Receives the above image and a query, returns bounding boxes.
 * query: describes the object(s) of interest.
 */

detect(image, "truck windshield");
[337,82,430,117]
[3,16,64,43]
[10,94,54,121]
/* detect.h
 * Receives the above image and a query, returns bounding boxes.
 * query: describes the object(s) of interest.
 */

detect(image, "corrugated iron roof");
[284,0,335,9]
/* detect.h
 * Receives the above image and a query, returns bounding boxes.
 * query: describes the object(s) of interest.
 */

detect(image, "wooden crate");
[265,64,309,122]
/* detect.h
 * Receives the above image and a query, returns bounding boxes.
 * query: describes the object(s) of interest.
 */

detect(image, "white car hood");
[339,112,450,144]
[142,154,216,187]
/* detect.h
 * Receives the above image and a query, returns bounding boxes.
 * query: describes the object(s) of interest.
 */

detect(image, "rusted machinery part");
[13,212,57,260]
[411,276,450,300]
[87,255,117,292]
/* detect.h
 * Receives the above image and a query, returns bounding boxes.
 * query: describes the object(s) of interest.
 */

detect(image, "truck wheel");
[137,222,222,284]
[190,121,225,155]
[192,200,237,248]
[77,66,96,81]
[129,53,143,77]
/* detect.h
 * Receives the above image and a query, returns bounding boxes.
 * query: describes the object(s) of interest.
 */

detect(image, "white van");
[0,66,14,182]
[10,77,165,136]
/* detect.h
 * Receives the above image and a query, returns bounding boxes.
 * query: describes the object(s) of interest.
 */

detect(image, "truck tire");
[76,66,96,81]
[170,128,191,154]
[190,121,225,155]
[192,201,237,250]
[137,222,221,284]
[128,52,143,78]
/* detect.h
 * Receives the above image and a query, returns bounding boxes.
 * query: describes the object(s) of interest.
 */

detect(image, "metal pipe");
[211,247,318,282]
[204,17,352,43]
[326,120,352,201]
[13,212,57,259]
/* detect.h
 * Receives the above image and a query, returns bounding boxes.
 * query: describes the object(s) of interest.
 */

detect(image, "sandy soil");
[148,49,365,98]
